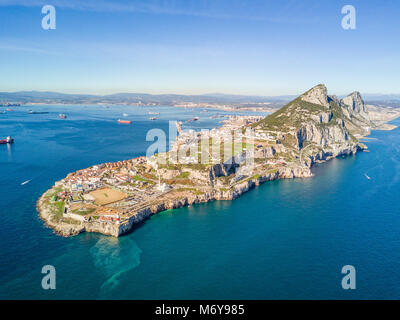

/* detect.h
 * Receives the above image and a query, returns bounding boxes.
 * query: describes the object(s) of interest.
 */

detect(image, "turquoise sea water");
[1,105,400,299]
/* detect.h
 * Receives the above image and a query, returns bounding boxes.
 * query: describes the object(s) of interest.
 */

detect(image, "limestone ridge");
[341,91,369,120]
[301,84,330,108]
[254,84,372,166]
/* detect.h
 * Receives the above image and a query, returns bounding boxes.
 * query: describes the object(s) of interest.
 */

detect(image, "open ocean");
[1,104,400,299]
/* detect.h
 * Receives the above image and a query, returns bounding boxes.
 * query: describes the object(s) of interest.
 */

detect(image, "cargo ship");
[29,110,49,114]
[0,103,20,107]
[0,136,14,144]
[59,114,67,119]
[118,119,131,124]
[185,116,199,123]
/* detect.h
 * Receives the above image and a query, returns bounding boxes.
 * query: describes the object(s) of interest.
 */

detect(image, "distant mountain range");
[0,91,294,105]
[362,94,400,101]
[0,90,399,106]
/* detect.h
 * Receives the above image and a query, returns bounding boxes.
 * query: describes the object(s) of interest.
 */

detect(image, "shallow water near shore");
[1,105,400,299]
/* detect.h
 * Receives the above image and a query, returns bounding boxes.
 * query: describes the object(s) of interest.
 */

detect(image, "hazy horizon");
[2,88,400,100]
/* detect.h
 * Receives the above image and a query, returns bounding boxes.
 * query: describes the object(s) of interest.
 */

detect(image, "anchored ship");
[0,136,14,144]
[118,119,132,124]
[0,103,20,107]
[185,116,199,123]
[29,110,49,114]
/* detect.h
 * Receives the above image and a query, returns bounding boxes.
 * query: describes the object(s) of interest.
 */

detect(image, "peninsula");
[37,84,400,237]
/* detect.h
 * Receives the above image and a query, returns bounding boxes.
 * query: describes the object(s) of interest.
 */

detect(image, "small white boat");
[364,173,371,180]
[21,180,31,185]
[122,113,129,117]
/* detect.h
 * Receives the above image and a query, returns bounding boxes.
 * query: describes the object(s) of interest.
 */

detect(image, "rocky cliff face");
[115,165,313,236]
[296,122,349,148]
[178,162,239,187]
[254,84,370,167]
[298,86,371,160]
[211,162,238,178]
[341,91,369,121]
[301,84,330,108]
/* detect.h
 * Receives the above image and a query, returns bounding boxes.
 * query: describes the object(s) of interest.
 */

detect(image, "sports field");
[89,187,127,205]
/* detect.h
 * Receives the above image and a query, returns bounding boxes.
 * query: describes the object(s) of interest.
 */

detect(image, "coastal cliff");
[38,165,312,237]
[37,84,393,237]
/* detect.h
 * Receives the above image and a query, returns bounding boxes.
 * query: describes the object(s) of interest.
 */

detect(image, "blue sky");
[0,0,399,95]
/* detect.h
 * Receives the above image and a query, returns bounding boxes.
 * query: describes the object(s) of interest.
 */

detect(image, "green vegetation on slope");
[253,97,328,130]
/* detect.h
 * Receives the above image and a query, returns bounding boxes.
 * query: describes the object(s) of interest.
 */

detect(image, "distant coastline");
[4,102,279,113]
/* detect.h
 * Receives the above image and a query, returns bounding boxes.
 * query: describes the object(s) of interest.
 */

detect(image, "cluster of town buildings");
[167,116,278,165]
[58,157,147,194]
[51,156,161,224]
[49,115,291,226]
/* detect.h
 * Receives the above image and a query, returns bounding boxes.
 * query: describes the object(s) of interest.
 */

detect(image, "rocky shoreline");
[37,191,85,237]
[37,156,348,237]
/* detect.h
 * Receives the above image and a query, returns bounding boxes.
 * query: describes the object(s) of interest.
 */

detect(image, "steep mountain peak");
[341,91,369,120]
[253,84,373,154]
[300,84,329,108]
[348,91,362,98]
[342,91,364,108]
